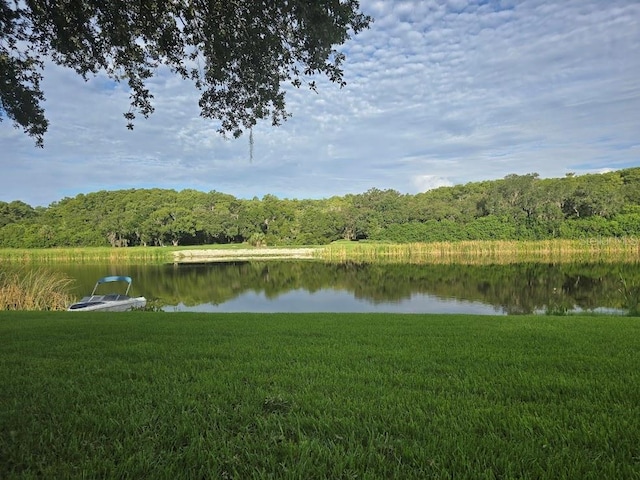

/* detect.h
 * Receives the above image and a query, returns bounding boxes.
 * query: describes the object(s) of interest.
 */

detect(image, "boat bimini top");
[91,275,133,296]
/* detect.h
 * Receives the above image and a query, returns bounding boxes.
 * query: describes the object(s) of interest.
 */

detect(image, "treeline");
[1,168,639,248]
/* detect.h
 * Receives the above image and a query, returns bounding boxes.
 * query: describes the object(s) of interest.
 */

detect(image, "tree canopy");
[0,0,371,146]
[2,168,640,248]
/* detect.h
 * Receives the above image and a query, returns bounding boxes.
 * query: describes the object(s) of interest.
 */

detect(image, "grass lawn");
[1,312,639,479]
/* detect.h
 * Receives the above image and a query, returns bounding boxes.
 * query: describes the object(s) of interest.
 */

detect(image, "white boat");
[68,275,147,312]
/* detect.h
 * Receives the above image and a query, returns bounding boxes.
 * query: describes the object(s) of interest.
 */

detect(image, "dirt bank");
[172,248,321,263]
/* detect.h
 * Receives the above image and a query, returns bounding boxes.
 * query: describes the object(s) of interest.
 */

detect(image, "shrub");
[248,232,267,247]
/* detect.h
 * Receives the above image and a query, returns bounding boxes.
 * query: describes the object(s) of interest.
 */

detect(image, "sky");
[1,0,639,207]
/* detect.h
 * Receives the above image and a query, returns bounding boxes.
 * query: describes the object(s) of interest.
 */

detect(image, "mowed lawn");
[1,312,639,479]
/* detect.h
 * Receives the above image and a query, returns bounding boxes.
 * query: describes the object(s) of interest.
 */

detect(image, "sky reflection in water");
[164,288,506,314]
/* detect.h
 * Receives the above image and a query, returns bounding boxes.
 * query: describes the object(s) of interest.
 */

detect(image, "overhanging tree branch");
[0,0,371,147]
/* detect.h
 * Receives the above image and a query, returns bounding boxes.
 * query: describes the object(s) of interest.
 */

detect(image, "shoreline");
[172,247,321,263]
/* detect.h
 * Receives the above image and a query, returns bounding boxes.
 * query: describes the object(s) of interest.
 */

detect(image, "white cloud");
[1,0,639,206]
[412,174,454,192]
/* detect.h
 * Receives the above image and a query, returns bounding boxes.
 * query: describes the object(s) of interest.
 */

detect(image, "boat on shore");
[68,276,146,312]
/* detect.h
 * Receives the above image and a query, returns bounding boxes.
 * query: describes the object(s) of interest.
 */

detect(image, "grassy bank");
[0,244,319,265]
[1,238,639,265]
[320,238,640,264]
[0,246,170,264]
[1,312,638,479]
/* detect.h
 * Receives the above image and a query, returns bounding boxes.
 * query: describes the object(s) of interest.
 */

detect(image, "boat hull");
[68,297,147,312]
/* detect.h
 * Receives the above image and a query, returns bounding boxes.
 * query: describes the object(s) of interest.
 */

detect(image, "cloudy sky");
[1,0,639,207]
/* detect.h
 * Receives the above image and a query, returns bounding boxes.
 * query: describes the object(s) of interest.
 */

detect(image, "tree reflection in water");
[53,261,639,314]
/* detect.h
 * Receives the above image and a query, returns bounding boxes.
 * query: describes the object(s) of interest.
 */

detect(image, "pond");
[46,260,639,315]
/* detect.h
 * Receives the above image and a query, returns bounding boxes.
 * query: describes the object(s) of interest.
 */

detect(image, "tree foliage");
[0,0,371,146]
[1,168,639,248]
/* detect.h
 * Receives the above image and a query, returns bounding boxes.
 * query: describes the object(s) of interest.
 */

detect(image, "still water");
[171,289,502,314]
[48,260,638,315]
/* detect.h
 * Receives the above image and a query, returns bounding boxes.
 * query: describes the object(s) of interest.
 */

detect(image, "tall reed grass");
[0,246,170,264]
[319,238,640,265]
[1,238,638,266]
[0,268,75,310]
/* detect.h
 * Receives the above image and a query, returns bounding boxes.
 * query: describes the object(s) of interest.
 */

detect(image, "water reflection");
[47,260,639,314]
[167,289,505,314]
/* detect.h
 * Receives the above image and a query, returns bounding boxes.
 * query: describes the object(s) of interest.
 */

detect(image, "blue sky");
[1,0,639,207]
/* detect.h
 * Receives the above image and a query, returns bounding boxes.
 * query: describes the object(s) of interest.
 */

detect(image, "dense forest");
[1,168,639,248]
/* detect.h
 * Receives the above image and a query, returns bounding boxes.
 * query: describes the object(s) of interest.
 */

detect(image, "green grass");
[1,312,639,479]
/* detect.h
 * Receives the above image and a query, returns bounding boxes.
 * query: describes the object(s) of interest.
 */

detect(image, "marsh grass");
[0,245,313,264]
[0,268,75,310]
[1,238,638,266]
[1,312,639,479]
[0,246,170,264]
[321,238,640,264]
